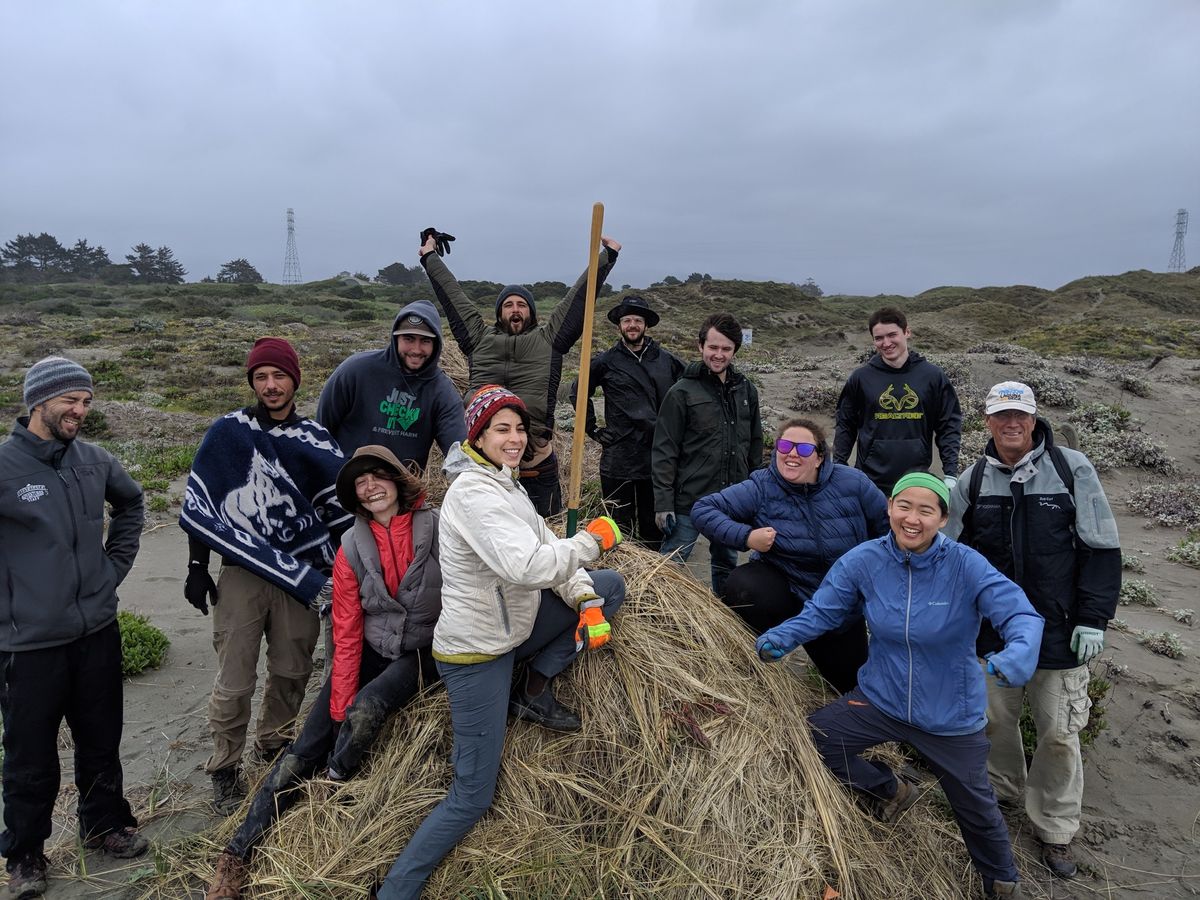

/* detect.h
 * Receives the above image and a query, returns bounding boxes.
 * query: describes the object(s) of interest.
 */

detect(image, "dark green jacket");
[651,362,763,515]
[422,248,617,447]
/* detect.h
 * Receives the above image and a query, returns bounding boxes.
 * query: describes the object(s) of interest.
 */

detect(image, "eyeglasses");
[775,439,818,457]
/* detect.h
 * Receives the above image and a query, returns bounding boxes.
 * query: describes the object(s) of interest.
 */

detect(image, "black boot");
[509,671,581,732]
[211,765,247,816]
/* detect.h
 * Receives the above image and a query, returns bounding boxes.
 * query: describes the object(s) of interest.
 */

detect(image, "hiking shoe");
[5,853,47,899]
[211,765,248,816]
[984,879,1025,899]
[863,774,918,824]
[206,851,249,900]
[83,825,149,859]
[1041,841,1078,878]
[509,684,582,732]
[250,744,286,769]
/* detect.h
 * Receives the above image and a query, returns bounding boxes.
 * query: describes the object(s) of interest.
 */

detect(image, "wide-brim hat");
[335,444,409,516]
[607,294,659,328]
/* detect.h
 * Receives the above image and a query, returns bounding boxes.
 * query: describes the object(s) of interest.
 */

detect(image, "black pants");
[0,621,137,863]
[520,451,562,517]
[226,643,437,860]
[600,474,662,552]
[721,560,867,694]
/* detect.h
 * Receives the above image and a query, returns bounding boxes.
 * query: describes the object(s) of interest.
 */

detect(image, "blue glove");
[756,636,785,662]
[985,652,1016,688]
[1070,625,1105,665]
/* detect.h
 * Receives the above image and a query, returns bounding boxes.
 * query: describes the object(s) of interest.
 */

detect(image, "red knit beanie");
[246,337,301,388]
[465,384,528,442]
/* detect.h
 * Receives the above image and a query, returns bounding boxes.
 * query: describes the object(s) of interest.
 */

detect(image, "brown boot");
[206,851,249,900]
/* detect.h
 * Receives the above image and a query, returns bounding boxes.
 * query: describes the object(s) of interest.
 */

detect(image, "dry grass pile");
[139,546,979,900]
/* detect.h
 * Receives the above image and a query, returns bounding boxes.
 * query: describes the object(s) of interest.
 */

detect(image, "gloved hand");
[316,577,334,617]
[943,475,958,490]
[1070,625,1105,665]
[575,594,611,651]
[756,636,785,662]
[654,511,676,538]
[419,227,455,257]
[585,516,623,552]
[985,652,1016,687]
[185,563,218,616]
[594,427,618,448]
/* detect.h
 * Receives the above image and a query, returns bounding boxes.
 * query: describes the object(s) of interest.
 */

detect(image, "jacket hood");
[867,349,925,374]
[386,299,444,376]
[882,529,951,569]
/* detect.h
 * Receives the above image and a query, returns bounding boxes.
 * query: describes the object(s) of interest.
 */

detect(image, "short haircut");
[868,307,907,334]
[698,312,742,352]
[776,417,827,455]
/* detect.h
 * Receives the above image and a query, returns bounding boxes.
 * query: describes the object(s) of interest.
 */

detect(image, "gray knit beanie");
[23,356,94,410]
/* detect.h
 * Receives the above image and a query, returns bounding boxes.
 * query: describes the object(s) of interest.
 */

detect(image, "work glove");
[185,562,218,616]
[316,577,334,617]
[1070,625,1105,665]
[943,475,958,491]
[985,652,1017,688]
[756,635,785,662]
[575,594,611,651]
[419,227,455,257]
[585,516,623,552]
[654,511,676,538]
[594,427,618,448]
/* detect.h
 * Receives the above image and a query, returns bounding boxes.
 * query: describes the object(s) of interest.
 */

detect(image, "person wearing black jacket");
[572,296,683,550]
[0,357,149,898]
[833,307,962,495]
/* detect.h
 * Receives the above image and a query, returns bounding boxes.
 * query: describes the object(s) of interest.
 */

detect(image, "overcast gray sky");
[3,1,1198,296]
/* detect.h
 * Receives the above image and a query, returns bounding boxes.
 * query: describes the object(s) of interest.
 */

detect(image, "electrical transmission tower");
[282,208,303,284]
[1168,208,1188,273]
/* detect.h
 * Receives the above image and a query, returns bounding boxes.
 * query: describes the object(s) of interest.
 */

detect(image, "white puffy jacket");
[432,443,601,663]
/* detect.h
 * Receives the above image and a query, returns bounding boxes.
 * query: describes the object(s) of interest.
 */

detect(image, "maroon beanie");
[246,337,301,388]
[465,384,528,442]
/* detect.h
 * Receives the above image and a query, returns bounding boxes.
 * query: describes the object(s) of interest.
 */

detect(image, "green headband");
[891,472,950,507]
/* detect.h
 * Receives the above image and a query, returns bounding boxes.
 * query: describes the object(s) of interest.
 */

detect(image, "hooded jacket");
[572,337,684,479]
[329,504,441,721]
[317,299,466,470]
[421,248,617,447]
[432,443,600,663]
[945,419,1121,669]
[692,458,888,602]
[832,351,962,494]
[762,533,1043,736]
[0,418,144,651]
[651,361,763,515]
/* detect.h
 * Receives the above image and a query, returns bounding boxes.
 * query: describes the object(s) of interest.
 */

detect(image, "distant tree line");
[0,232,189,285]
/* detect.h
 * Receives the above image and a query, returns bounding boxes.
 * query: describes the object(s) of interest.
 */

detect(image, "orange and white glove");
[584,516,623,552]
[574,594,611,651]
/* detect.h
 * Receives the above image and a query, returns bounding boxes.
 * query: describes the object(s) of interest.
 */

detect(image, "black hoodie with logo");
[832,350,962,494]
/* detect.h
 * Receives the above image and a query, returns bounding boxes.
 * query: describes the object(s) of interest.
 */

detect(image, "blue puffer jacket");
[760,532,1043,736]
[691,459,889,601]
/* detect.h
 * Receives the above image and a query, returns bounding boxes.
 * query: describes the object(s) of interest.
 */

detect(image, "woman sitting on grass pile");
[756,472,1043,900]
[207,445,441,900]
[374,385,625,900]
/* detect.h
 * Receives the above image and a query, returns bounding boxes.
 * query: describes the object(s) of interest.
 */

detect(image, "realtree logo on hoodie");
[874,383,923,420]
[378,388,422,431]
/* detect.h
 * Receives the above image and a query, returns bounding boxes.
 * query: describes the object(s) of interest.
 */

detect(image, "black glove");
[595,427,618,448]
[185,563,218,616]
[419,227,456,257]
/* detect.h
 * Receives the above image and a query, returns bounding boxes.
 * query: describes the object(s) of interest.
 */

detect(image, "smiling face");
[395,333,434,371]
[986,409,1036,465]
[251,366,297,420]
[354,470,401,524]
[473,407,528,469]
[775,425,823,484]
[499,296,531,335]
[619,314,646,348]
[871,321,911,369]
[29,390,92,442]
[699,327,737,379]
[888,486,949,554]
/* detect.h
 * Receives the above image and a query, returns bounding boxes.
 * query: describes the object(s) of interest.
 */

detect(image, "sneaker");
[5,853,47,899]
[206,851,249,900]
[211,765,248,816]
[509,682,582,732]
[862,774,919,824]
[984,879,1025,899]
[1041,841,1078,878]
[83,826,149,859]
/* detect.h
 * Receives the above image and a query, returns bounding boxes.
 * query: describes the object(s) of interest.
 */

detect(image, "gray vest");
[340,507,442,658]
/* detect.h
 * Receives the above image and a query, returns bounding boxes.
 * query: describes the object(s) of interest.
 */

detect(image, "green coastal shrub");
[118,610,170,676]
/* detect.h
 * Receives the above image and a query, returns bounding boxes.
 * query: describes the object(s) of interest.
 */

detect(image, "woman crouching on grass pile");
[206,445,441,900]
[373,385,625,900]
[756,472,1043,900]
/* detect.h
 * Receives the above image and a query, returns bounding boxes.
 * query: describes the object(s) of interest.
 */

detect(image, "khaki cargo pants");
[205,565,319,774]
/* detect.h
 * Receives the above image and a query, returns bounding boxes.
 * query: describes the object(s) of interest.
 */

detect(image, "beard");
[501,315,528,335]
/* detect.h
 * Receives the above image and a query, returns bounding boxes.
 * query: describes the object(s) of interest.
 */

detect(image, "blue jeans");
[376,569,625,899]
[659,512,737,595]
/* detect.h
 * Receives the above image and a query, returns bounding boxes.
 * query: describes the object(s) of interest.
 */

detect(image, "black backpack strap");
[1047,445,1075,496]
[960,456,986,538]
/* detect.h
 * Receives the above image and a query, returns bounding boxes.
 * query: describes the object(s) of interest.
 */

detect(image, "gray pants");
[376,569,625,899]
